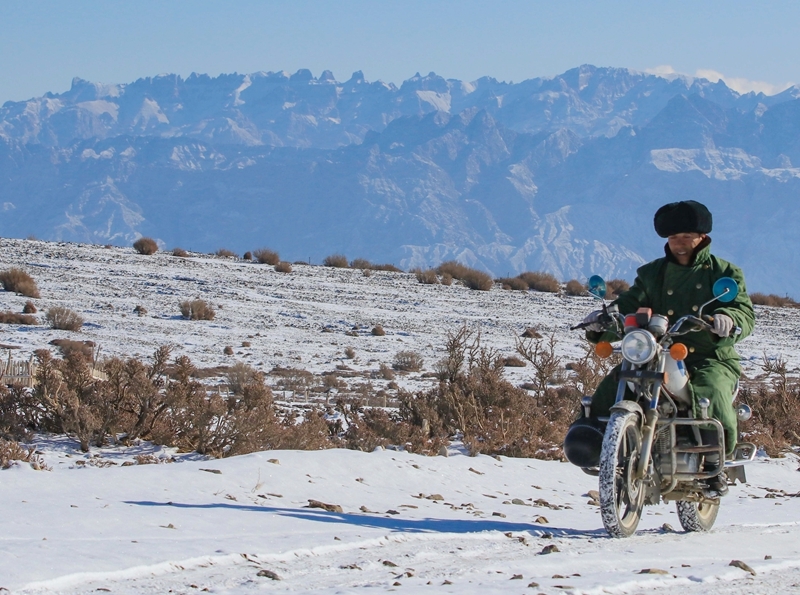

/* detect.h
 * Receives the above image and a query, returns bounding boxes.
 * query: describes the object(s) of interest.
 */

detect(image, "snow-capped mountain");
[2,65,799,295]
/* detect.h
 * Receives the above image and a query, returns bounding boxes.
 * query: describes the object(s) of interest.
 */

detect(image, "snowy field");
[2,238,800,594]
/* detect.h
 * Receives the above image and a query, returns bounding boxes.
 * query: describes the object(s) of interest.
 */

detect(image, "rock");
[511,574,523,580]
[661,523,675,532]
[383,560,398,567]
[552,574,566,578]
[200,468,221,474]
[765,555,772,560]
[540,544,559,555]
[512,498,527,505]
[638,568,670,575]
[587,490,600,500]
[534,515,549,524]
[257,569,281,580]
[306,499,343,513]
[438,445,449,457]
[468,467,484,475]
[527,581,540,588]
[587,499,600,506]
[729,560,756,575]
[492,512,506,518]
[385,509,400,515]
[426,494,444,501]
[267,458,280,465]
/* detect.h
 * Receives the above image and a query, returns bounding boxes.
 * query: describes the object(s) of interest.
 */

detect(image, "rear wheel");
[676,499,719,532]
[599,411,646,538]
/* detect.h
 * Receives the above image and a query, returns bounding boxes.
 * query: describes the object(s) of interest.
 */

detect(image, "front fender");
[610,400,644,418]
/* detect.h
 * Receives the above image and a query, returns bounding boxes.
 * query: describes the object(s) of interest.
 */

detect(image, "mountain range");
[1,64,799,295]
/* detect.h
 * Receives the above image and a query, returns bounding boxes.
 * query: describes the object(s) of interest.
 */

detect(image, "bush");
[462,269,493,291]
[371,263,403,273]
[379,363,395,380]
[133,237,158,255]
[134,305,147,317]
[393,350,424,372]
[172,247,188,258]
[49,338,94,360]
[606,278,631,298]
[415,269,439,284]
[223,345,234,356]
[45,306,84,331]
[275,261,293,273]
[371,325,386,336]
[0,268,40,298]
[750,292,798,307]
[436,260,472,280]
[323,254,349,268]
[179,299,215,321]
[0,311,38,325]
[253,248,280,265]
[350,258,371,269]
[440,273,453,286]
[344,347,356,359]
[215,248,237,258]
[564,279,585,296]
[23,300,37,314]
[503,356,527,367]
[243,251,253,261]
[519,271,560,293]
[498,277,528,291]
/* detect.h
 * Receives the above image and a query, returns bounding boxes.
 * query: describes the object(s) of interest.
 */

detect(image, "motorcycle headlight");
[621,329,658,364]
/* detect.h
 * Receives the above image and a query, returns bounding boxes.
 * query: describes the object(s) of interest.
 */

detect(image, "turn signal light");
[595,341,614,359]
[669,343,689,361]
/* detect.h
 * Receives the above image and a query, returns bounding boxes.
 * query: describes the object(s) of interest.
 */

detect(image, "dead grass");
[172,247,189,258]
[393,350,424,372]
[519,271,560,293]
[275,261,293,273]
[215,248,237,258]
[23,300,37,314]
[750,293,798,308]
[606,278,631,298]
[133,237,158,255]
[0,268,40,298]
[415,269,440,284]
[564,279,585,296]
[498,276,528,291]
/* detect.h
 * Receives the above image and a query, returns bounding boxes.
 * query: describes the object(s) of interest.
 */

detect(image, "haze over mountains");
[2,65,799,294]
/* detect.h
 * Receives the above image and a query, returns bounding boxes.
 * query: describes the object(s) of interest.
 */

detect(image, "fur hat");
[653,200,712,238]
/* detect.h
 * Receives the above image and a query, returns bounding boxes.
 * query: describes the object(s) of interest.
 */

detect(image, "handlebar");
[571,313,741,337]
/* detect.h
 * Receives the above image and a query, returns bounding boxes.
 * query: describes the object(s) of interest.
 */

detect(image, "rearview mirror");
[588,275,607,299]
[712,277,739,303]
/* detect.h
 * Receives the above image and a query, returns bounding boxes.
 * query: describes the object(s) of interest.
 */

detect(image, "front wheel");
[676,499,719,532]
[599,411,646,537]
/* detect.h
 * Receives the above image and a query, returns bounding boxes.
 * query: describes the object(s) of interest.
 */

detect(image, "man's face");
[667,232,705,262]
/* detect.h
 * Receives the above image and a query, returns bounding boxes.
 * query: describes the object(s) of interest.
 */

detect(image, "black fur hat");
[653,200,712,238]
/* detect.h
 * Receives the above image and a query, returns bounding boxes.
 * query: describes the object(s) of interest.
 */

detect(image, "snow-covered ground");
[2,238,800,594]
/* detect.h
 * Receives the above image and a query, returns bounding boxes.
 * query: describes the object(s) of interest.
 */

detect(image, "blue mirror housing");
[712,277,739,303]
[588,275,607,299]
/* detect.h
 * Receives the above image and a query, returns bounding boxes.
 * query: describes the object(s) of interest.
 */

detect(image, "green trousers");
[589,359,739,455]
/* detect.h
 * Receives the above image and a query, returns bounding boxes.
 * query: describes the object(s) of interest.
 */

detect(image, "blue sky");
[1,0,799,102]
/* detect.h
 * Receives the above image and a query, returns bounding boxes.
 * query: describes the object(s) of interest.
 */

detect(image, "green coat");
[588,239,754,372]
[586,239,755,454]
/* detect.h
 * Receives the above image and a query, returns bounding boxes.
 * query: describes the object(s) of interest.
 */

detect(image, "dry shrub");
[393,350,423,372]
[564,279,585,296]
[606,278,631,298]
[521,327,542,339]
[344,347,356,359]
[223,346,234,356]
[23,300,37,314]
[172,247,189,258]
[461,269,493,291]
[0,311,38,325]
[379,363,395,380]
[362,269,372,277]
[275,261,292,273]
[323,254,349,268]
[371,263,403,273]
[498,277,528,291]
[519,271,560,293]
[45,306,84,331]
[350,258,371,269]
[0,439,46,470]
[436,260,471,279]
[253,248,280,265]
[415,269,440,285]
[0,268,40,298]
[180,299,215,321]
[503,356,526,367]
[371,325,386,336]
[134,305,147,317]
[133,237,158,255]
[243,251,253,261]
[49,338,94,360]
[750,293,798,308]
[738,355,800,455]
[215,248,237,258]
[440,273,453,286]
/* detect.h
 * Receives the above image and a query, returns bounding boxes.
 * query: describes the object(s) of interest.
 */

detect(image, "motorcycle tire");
[676,500,719,532]
[599,411,646,538]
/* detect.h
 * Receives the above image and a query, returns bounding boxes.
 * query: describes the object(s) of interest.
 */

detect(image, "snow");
[2,238,800,593]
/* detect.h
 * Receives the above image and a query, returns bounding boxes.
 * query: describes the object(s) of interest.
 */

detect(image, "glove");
[712,313,734,337]
[582,310,605,332]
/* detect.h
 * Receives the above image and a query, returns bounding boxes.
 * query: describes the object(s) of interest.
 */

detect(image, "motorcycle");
[565,275,756,537]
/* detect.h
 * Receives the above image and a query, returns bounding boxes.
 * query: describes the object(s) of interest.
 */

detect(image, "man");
[567,200,754,492]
